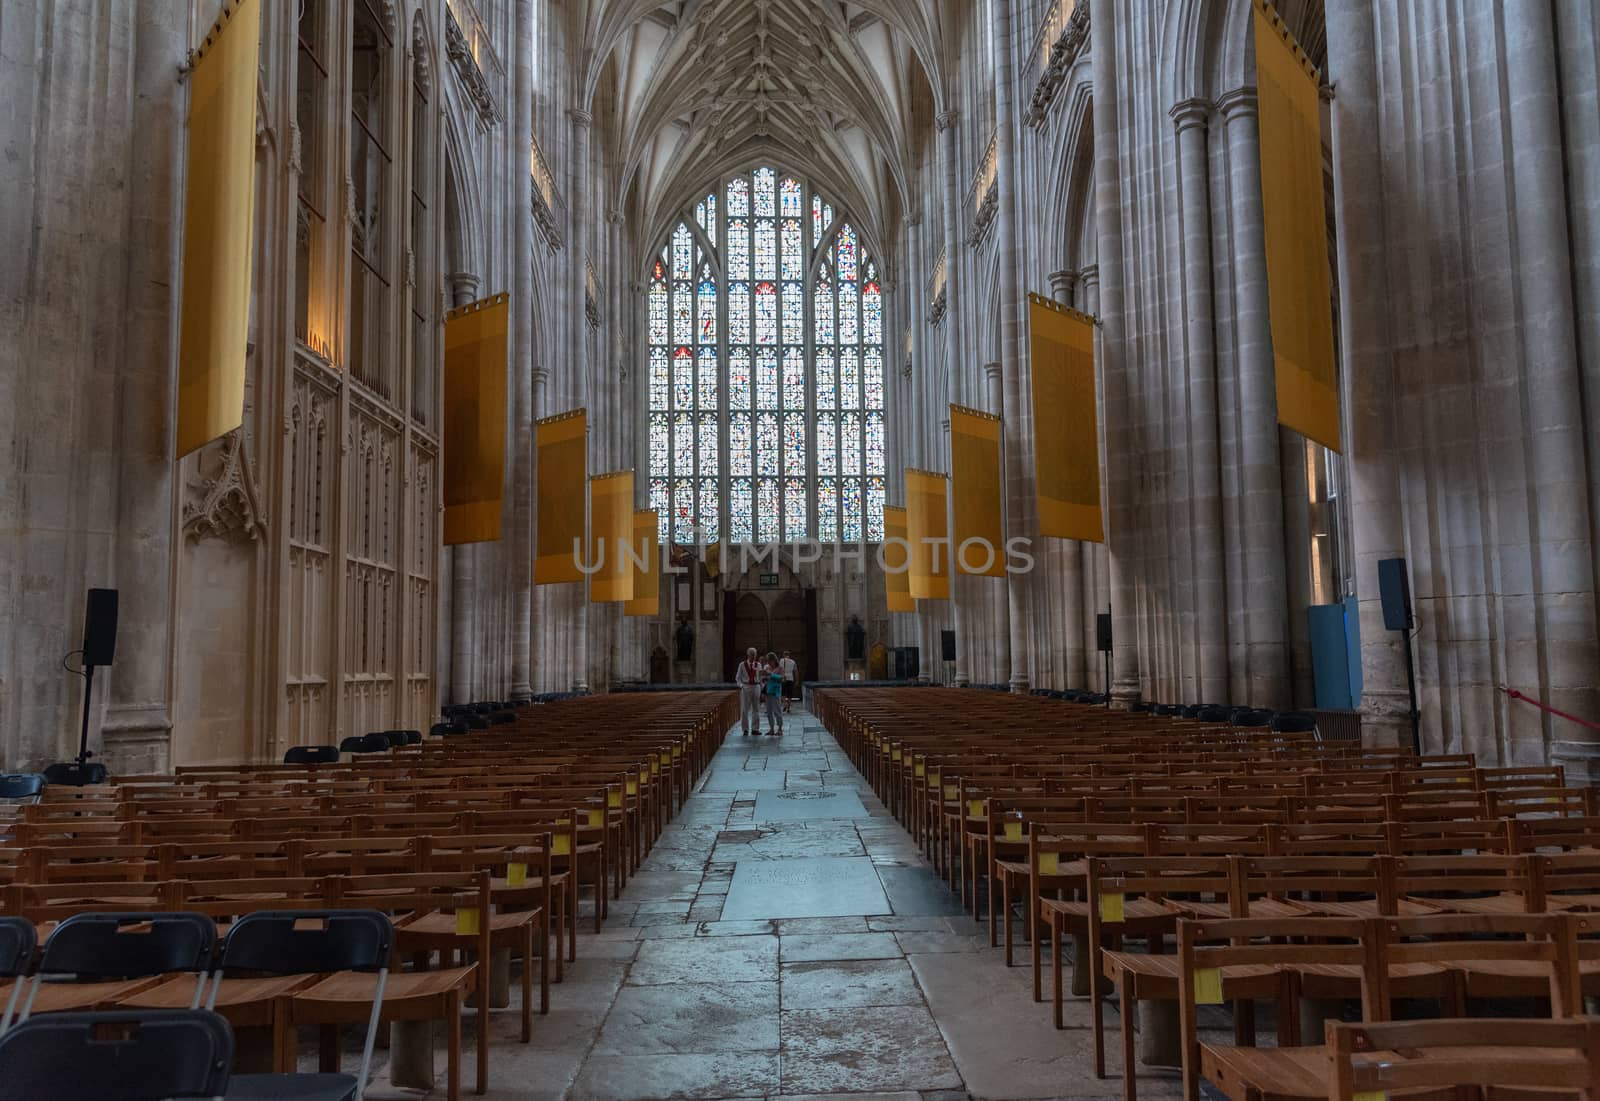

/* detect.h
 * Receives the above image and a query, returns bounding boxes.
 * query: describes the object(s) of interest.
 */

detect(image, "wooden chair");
[1089,856,1290,1101]
[1326,1018,1600,1101]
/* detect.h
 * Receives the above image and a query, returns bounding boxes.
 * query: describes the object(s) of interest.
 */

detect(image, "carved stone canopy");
[183,430,268,545]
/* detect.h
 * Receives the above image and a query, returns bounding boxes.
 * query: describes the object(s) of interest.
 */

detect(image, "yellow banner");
[536,408,587,583]
[1255,0,1341,452]
[883,506,914,612]
[175,0,261,458]
[1028,295,1104,542]
[589,471,634,603]
[441,293,509,544]
[625,509,660,616]
[949,405,1007,576]
[905,469,950,601]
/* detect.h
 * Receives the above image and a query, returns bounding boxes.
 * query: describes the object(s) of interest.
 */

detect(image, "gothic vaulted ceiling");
[580,0,947,257]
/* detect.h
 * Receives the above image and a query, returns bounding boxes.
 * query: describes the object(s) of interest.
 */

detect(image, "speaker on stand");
[1096,612,1113,708]
[57,589,117,784]
[1377,558,1421,753]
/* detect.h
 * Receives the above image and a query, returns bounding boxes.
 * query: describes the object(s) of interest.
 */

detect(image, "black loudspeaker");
[1096,613,1113,653]
[940,630,956,662]
[82,588,119,666]
[1377,558,1412,631]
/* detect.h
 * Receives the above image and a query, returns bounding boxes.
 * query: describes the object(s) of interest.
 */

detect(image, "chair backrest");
[0,1009,234,1101]
[0,917,37,979]
[38,912,216,981]
[0,774,45,801]
[282,745,339,765]
[1327,1017,1600,1100]
[42,762,107,787]
[217,909,392,976]
[1270,711,1317,734]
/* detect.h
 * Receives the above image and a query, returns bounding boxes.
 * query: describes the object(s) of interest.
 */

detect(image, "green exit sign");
[760,573,780,588]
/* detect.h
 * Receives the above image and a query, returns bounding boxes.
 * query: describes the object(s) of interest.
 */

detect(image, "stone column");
[1171,99,1229,704]
[1503,1,1597,769]
[568,108,592,692]
[448,272,483,701]
[1089,8,1138,704]
[990,0,1031,692]
[508,0,534,701]
[1047,270,1087,688]
[1320,122,1405,711]
[1217,88,1290,710]
[102,0,186,772]
[976,360,1011,688]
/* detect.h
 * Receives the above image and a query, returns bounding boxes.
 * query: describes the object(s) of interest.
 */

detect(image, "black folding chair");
[338,733,391,755]
[213,910,392,1101]
[18,911,216,1024]
[0,773,46,806]
[283,745,340,765]
[0,1008,233,1100]
[0,917,38,1036]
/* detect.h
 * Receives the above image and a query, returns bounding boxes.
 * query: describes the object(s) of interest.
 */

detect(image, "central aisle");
[482,708,1181,1101]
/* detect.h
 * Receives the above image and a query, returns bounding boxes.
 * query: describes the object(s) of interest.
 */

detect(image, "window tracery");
[646,167,886,546]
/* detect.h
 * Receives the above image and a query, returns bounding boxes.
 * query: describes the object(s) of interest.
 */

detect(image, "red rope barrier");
[1497,685,1600,734]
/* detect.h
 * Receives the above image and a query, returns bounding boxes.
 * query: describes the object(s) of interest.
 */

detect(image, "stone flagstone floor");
[368,708,1194,1101]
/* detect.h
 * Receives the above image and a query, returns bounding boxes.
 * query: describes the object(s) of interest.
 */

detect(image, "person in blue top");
[762,652,784,736]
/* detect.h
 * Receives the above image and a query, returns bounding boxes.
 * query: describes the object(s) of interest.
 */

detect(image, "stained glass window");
[780,177,803,217]
[754,282,777,345]
[817,477,839,542]
[672,224,693,280]
[780,220,803,279]
[754,220,777,281]
[697,273,717,344]
[729,480,753,542]
[729,349,751,410]
[646,169,885,548]
[649,413,669,475]
[649,347,668,410]
[816,415,837,475]
[673,348,694,409]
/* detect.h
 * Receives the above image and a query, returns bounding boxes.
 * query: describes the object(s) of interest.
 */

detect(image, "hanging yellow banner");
[625,509,660,616]
[175,0,261,458]
[1028,294,1104,542]
[1254,0,1341,452]
[949,405,1007,576]
[536,408,587,583]
[441,293,509,544]
[883,506,914,613]
[905,469,950,601]
[589,471,634,603]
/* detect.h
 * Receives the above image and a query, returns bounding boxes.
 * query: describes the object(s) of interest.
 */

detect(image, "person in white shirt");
[734,647,763,736]
[780,651,798,713]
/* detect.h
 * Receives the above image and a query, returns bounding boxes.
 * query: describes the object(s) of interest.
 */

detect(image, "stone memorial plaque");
[720,856,890,920]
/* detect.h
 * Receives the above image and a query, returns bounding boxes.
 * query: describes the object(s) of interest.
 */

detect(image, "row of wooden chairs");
[813,688,1600,1101]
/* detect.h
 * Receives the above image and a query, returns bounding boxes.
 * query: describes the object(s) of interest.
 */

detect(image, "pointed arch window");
[645,167,886,546]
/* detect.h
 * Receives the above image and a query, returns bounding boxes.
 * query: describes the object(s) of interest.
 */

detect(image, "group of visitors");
[735,648,797,736]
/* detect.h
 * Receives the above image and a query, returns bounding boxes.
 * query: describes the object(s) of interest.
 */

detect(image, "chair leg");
[1003,877,1014,965]
[1052,920,1064,1027]
[540,907,551,1014]
[447,990,463,1101]
[477,962,490,1093]
[979,857,992,947]
[1119,983,1135,1099]
[521,924,534,1042]
[1032,910,1043,1002]
[319,1023,339,1073]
